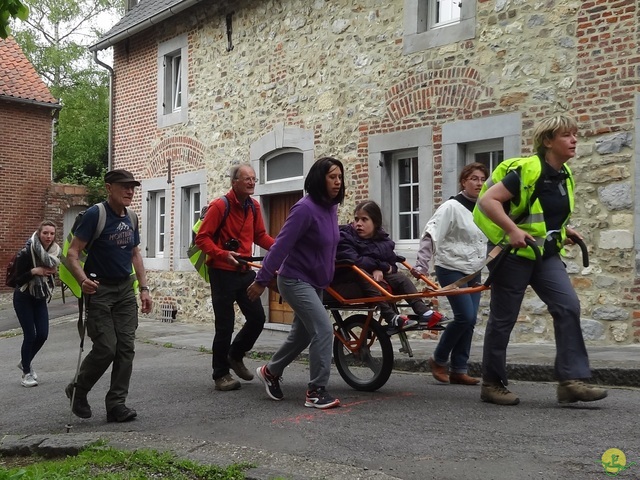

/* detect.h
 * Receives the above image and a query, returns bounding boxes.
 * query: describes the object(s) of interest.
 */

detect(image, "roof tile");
[0,37,59,105]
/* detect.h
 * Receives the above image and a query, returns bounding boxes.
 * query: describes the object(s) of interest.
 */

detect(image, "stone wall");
[110,0,640,344]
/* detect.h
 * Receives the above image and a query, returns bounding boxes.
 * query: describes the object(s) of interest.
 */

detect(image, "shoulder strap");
[86,202,107,252]
[212,195,231,242]
[125,207,138,232]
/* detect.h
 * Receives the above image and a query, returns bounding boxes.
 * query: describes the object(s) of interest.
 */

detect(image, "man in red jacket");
[195,163,275,391]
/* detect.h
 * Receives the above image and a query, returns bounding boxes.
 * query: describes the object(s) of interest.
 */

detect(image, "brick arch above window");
[385,68,492,124]
[146,136,205,178]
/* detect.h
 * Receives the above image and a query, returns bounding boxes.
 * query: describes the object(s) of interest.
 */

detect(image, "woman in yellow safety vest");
[473,114,607,406]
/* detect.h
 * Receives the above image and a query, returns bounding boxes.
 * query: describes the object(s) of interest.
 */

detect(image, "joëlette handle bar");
[483,238,541,287]
[567,234,589,267]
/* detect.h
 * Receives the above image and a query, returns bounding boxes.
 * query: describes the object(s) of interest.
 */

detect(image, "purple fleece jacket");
[256,195,339,289]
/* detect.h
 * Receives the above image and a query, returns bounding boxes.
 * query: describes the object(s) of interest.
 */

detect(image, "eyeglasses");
[112,183,137,191]
[235,177,258,183]
[468,176,486,183]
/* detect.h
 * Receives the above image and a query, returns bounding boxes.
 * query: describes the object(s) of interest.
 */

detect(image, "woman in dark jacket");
[12,220,61,387]
[331,200,443,331]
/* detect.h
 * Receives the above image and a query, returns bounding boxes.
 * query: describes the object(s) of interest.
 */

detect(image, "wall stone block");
[592,305,630,322]
[598,183,632,211]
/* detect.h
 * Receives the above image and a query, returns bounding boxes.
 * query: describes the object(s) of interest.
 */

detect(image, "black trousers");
[208,267,266,380]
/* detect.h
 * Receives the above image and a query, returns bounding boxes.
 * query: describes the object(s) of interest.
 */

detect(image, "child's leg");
[384,273,430,316]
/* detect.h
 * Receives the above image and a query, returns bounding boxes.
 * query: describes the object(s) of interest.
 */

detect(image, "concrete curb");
[0,432,398,480]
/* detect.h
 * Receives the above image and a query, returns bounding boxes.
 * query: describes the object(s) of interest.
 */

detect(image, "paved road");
[2,318,639,480]
[0,293,77,332]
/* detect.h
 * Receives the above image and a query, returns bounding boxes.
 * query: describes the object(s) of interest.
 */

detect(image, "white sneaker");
[17,362,38,381]
[21,372,38,388]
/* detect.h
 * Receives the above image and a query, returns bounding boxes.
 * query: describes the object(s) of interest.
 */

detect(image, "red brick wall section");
[574,0,639,136]
[0,102,53,291]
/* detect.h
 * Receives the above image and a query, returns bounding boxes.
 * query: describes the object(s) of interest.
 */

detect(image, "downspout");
[92,50,114,171]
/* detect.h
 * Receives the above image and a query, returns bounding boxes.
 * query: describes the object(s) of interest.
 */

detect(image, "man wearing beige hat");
[64,169,152,423]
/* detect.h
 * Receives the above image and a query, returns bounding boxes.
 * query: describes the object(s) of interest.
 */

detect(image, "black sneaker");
[65,383,92,419]
[107,404,138,423]
[256,365,283,400]
[305,387,340,409]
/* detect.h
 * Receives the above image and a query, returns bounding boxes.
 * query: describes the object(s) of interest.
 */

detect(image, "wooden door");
[268,192,302,324]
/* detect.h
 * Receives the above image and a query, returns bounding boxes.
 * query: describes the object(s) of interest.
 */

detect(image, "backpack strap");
[212,195,231,242]
[86,202,107,253]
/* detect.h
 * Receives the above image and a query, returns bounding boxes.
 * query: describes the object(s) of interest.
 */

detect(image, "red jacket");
[195,189,274,271]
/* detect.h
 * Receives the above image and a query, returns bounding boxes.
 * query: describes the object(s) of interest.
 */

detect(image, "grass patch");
[0,331,20,339]
[162,342,174,348]
[247,352,273,361]
[198,346,212,354]
[0,444,250,479]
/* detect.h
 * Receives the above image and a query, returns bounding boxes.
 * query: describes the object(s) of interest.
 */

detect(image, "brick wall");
[0,102,54,291]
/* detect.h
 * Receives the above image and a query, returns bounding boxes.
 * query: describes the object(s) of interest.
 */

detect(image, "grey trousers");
[482,253,591,385]
[76,277,138,411]
[267,275,334,389]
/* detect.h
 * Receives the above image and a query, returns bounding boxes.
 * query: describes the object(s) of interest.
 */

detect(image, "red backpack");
[5,251,20,288]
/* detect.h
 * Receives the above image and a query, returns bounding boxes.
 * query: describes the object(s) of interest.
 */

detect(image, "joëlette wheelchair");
[322,257,489,391]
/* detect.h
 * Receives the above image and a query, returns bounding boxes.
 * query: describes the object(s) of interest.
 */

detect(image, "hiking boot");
[18,362,37,381]
[428,357,450,383]
[214,374,241,391]
[388,314,418,332]
[65,383,92,418]
[21,372,38,388]
[420,310,445,329]
[557,380,608,404]
[256,365,283,400]
[107,404,138,423]
[228,356,254,381]
[305,387,340,409]
[450,373,480,385]
[480,382,520,405]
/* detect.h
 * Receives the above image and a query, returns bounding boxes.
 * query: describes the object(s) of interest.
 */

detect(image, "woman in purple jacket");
[331,200,443,331]
[247,157,345,409]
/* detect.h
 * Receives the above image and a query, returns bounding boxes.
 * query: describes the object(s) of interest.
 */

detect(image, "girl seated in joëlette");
[330,200,444,332]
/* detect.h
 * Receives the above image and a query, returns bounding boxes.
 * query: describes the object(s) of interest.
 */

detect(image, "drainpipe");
[92,50,114,171]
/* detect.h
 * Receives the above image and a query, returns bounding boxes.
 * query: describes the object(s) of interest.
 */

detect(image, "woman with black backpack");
[12,220,61,387]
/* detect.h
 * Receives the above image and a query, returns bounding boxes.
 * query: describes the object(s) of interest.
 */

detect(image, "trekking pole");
[65,273,94,433]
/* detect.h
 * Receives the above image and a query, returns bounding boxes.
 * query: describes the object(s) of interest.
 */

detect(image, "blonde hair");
[532,114,578,158]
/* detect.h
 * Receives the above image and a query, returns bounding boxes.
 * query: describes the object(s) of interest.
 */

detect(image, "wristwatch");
[139,286,150,292]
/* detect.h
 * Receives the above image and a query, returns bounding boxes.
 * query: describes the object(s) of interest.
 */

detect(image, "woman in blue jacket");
[248,157,345,409]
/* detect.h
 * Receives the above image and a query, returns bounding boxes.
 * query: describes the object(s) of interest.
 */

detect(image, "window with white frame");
[173,170,207,271]
[392,152,421,241]
[148,191,166,258]
[157,34,188,128]
[441,113,522,199]
[368,127,433,261]
[180,185,201,258]
[264,148,304,183]
[466,139,505,174]
[403,0,477,54]
[141,178,170,270]
[429,0,461,28]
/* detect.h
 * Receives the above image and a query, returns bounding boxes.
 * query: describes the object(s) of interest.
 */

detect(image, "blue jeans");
[13,288,49,374]
[433,266,481,374]
[268,276,334,389]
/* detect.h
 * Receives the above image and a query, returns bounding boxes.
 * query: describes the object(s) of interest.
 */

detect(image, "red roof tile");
[0,36,59,106]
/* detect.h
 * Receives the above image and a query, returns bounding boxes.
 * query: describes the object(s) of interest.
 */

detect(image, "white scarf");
[20,231,61,300]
